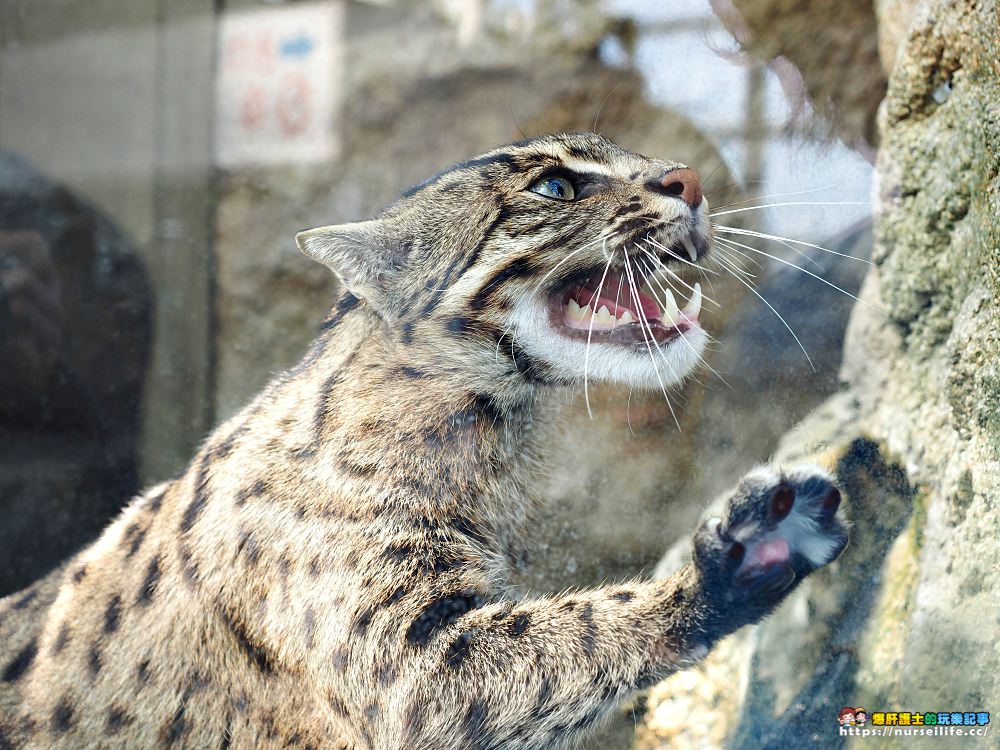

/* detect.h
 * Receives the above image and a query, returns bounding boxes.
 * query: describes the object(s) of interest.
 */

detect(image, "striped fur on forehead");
[399,133,652,200]
[392,138,656,289]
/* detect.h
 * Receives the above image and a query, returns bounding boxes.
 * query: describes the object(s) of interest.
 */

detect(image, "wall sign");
[215,1,344,167]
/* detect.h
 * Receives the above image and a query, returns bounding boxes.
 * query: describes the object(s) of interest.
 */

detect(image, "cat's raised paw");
[693,465,849,617]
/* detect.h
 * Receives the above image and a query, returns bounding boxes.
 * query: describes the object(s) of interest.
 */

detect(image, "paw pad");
[769,485,795,521]
[820,487,842,516]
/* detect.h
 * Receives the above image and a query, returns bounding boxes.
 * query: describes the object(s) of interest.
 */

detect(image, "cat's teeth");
[683,282,702,319]
[661,288,680,325]
[562,286,696,331]
[681,235,698,263]
[563,298,638,329]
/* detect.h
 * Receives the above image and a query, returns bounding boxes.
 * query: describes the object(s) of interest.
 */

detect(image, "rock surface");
[635,0,999,747]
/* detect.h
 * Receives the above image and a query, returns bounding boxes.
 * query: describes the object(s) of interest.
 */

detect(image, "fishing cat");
[0,132,848,749]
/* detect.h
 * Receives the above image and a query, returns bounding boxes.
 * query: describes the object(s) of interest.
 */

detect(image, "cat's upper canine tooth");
[681,235,698,263]
[683,282,702,319]
[661,288,680,325]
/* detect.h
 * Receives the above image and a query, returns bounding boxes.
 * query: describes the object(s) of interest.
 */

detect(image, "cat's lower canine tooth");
[684,282,703,319]
[662,288,680,324]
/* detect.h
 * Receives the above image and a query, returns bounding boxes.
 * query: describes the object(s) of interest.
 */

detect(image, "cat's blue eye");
[529,176,576,201]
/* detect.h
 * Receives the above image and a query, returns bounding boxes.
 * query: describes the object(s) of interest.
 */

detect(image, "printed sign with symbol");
[215,1,343,167]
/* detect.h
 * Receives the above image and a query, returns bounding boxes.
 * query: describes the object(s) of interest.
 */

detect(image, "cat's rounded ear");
[296,220,405,309]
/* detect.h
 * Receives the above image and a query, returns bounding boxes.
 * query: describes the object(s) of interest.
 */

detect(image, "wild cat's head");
[297,132,712,394]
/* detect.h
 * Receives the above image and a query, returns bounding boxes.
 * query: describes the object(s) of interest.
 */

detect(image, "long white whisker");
[636,256,682,311]
[716,235,883,314]
[583,241,615,420]
[638,243,722,308]
[643,234,715,275]
[642,237,723,291]
[709,201,869,217]
[638,256,726,357]
[625,387,636,438]
[717,261,816,371]
[713,238,764,275]
[708,185,835,212]
[706,251,752,283]
[716,241,765,279]
[718,228,825,272]
[699,260,721,303]
[531,231,617,293]
[637,256,732,391]
[623,247,682,431]
[714,225,873,265]
[647,258,685,301]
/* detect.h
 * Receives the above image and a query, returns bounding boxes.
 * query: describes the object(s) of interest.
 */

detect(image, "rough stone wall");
[846,0,999,727]
[635,1,999,747]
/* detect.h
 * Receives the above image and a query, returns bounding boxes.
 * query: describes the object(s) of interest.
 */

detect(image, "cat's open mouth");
[548,270,702,345]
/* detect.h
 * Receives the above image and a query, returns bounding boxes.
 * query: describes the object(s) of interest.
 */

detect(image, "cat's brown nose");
[659,168,703,208]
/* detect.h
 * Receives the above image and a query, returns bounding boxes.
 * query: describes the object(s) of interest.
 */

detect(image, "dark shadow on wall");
[0,152,153,595]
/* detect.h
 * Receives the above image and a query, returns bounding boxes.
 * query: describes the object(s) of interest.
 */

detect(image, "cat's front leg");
[317,468,847,750]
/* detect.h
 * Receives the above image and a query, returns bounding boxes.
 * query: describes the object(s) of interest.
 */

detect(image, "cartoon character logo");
[839,707,857,726]
[855,708,868,726]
